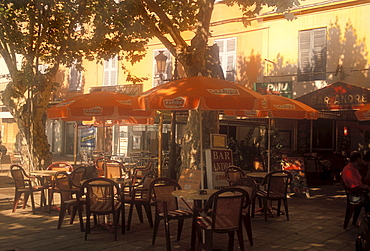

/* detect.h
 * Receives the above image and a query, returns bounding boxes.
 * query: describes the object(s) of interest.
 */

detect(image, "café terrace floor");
[0,165,361,251]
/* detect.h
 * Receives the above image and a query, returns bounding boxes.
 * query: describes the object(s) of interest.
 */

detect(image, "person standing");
[342,151,370,212]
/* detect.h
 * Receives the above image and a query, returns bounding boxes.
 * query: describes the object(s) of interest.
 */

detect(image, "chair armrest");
[192,206,205,215]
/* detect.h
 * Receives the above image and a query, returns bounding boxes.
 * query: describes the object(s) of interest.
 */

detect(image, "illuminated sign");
[254,82,292,98]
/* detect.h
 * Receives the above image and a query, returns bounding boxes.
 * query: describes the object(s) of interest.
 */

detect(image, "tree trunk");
[177,42,224,172]
[2,74,53,170]
[181,110,219,170]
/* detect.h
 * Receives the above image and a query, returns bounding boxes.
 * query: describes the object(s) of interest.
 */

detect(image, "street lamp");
[155,51,168,80]
[154,50,180,179]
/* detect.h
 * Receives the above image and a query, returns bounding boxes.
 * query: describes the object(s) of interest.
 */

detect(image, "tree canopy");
[0,0,298,170]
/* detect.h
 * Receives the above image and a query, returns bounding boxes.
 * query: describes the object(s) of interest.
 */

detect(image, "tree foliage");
[0,0,151,169]
[0,0,297,171]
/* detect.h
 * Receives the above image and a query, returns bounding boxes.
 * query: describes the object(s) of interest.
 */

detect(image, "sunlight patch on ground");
[311,243,325,247]
[330,194,346,198]
[310,188,322,191]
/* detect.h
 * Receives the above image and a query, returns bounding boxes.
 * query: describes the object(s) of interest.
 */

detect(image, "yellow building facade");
[45,0,370,159]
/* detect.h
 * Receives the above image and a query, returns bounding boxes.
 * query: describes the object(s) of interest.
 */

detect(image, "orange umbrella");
[133,76,263,112]
[47,91,154,167]
[92,117,155,127]
[355,103,370,121]
[47,91,153,121]
[133,76,263,188]
[260,95,319,172]
[225,95,318,172]
[230,95,319,119]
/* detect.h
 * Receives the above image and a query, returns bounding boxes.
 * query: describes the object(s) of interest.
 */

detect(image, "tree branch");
[138,2,176,56]
[142,0,188,50]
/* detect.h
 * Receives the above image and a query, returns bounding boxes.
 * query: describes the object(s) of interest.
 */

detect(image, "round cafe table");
[30,170,71,213]
[172,189,218,250]
[171,189,218,202]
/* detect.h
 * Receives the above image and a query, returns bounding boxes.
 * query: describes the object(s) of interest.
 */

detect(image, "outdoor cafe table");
[30,170,60,177]
[30,170,67,212]
[246,172,268,183]
[172,189,218,249]
[171,189,219,203]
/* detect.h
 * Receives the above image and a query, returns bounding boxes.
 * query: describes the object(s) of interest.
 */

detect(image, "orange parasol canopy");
[224,94,319,173]
[355,103,370,121]
[133,76,263,111]
[229,95,319,120]
[47,91,154,121]
[92,117,155,127]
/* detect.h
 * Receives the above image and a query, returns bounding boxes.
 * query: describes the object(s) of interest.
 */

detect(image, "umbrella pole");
[103,119,107,177]
[73,122,78,165]
[267,117,271,173]
[310,120,313,154]
[158,112,163,177]
[199,109,204,189]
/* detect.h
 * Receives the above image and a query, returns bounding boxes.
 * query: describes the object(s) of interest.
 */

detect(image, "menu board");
[205,149,233,189]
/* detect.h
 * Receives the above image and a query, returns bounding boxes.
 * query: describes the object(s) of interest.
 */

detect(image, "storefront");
[296,82,370,156]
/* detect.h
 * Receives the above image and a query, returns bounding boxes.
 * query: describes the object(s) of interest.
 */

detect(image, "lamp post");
[154,50,179,179]
[155,51,168,81]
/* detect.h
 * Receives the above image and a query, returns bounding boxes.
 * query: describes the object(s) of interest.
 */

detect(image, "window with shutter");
[69,62,82,91]
[215,38,236,82]
[153,49,172,87]
[103,56,118,86]
[298,28,327,81]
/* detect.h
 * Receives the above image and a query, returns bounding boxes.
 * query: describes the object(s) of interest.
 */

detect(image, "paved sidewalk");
[0,167,361,251]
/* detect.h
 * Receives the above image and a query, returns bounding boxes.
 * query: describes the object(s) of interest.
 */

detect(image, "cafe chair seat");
[149,177,193,251]
[232,177,258,246]
[192,187,249,251]
[54,171,85,231]
[45,162,74,213]
[159,209,192,218]
[125,171,156,231]
[256,190,285,198]
[10,164,46,214]
[257,170,292,222]
[82,178,124,241]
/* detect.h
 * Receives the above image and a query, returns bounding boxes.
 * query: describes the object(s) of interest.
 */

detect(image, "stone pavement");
[0,164,362,251]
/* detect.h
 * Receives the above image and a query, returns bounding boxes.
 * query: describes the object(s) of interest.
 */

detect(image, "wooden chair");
[82,178,124,241]
[149,177,193,251]
[10,164,46,214]
[257,170,293,221]
[46,162,74,212]
[54,171,85,231]
[132,161,153,183]
[94,157,109,177]
[126,170,156,231]
[104,160,124,178]
[70,166,87,189]
[192,187,249,251]
[225,165,245,186]
[232,177,258,246]
[304,156,322,186]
